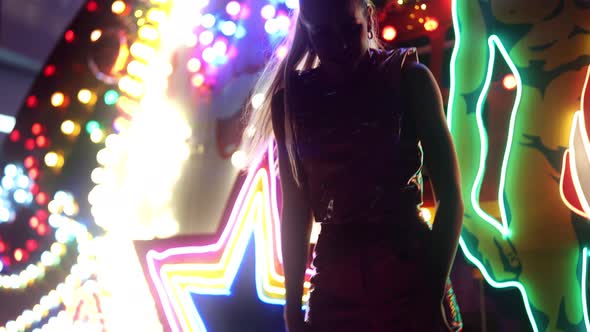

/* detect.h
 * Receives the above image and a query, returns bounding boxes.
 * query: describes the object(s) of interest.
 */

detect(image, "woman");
[243,0,463,331]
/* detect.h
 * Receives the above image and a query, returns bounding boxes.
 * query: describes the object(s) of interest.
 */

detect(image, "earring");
[368,30,374,40]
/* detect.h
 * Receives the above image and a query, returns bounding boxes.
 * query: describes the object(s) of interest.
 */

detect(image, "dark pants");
[305,219,450,332]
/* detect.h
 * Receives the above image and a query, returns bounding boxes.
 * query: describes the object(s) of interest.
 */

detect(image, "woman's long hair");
[241,0,382,187]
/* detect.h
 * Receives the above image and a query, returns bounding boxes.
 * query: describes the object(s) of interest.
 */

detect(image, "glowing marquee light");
[145,142,314,332]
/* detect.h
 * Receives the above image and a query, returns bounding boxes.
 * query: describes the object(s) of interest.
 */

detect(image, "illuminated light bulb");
[130,42,156,61]
[503,74,517,90]
[220,21,237,36]
[9,130,20,142]
[96,149,112,166]
[25,240,37,252]
[35,135,48,148]
[61,120,80,136]
[276,45,288,59]
[213,40,228,56]
[421,3,427,10]
[41,251,56,266]
[275,15,291,34]
[31,123,43,135]
[113,116,130,132]
[137,18,146,26]
[146,9,167,23]
[64,30,75,43]
[43,65,56,77]
[24,156,35,169]
[24,139,35,150]
[251,93,265,109]
[138,25,159,41]
[265,18,280,35]
[285,0,299,9]
[90,129,105,143]
[51,243,65,256]
[90,167,104,184]
[191,73,205,87]
[29,217,39,229]
[135,9,143,17]
[26,95,38,108]
[127,60,147,78]
[419,18,424,23]
[118,76,144,97]
[44,152,64,169]
[85,121,101,135]
[199,30,214,45]
[261,4,276,20]
[226,1,241,16]
[231,150,248,169]
[235,25,247,39]
[16,175,29,188]
[5,164,17,177]
[90,29,102,42]
[86,1,98,12]
[111,1,126,15]
[184,33,198,47]
[187,58,202,72]
[28,169,39,181]
[77,89,94,104]
[14,248,24,262]
[202,47,216,63]
[50,92,66,108]
[381,25,397,41]
[424,17,439,32]
[14,189,29,204]
[0,207,11,222]
[201,14,216,29]
[104,90,119,105]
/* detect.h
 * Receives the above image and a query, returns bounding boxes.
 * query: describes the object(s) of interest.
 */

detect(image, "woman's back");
[286,48,424,225]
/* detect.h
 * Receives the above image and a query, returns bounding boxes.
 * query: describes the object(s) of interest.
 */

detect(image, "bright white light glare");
[220,21,237,36]
[285,0,299,9]
[196,0,209,8]
[199,30,214,45]
[201,13,216,29]
[202,47,216,63]
[16,175,29,189]
[420,207,433,223]
[0,207,11,222]
[213,40,228,56]
[0,114,16,134]
[261,4,276,20]
[264,18,280,35]
[226,1,241,16]
[231,150,248,169]
[276,15,291,34]
[2,177,14,190]
[4,164,17,178]
[13,189,29,204]
[251,93,265,109]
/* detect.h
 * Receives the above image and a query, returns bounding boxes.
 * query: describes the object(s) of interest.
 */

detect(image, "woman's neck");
[317,49,371,87]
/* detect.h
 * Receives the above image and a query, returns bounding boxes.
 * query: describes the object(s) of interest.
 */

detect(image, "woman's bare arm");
[402,62,464,297]
[271,91,314,322]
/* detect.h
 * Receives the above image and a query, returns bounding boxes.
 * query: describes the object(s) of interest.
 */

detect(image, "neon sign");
[144,143,313,332]
[448,0,590,330]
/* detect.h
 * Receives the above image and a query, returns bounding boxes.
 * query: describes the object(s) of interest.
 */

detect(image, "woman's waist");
[316,212,429,245]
